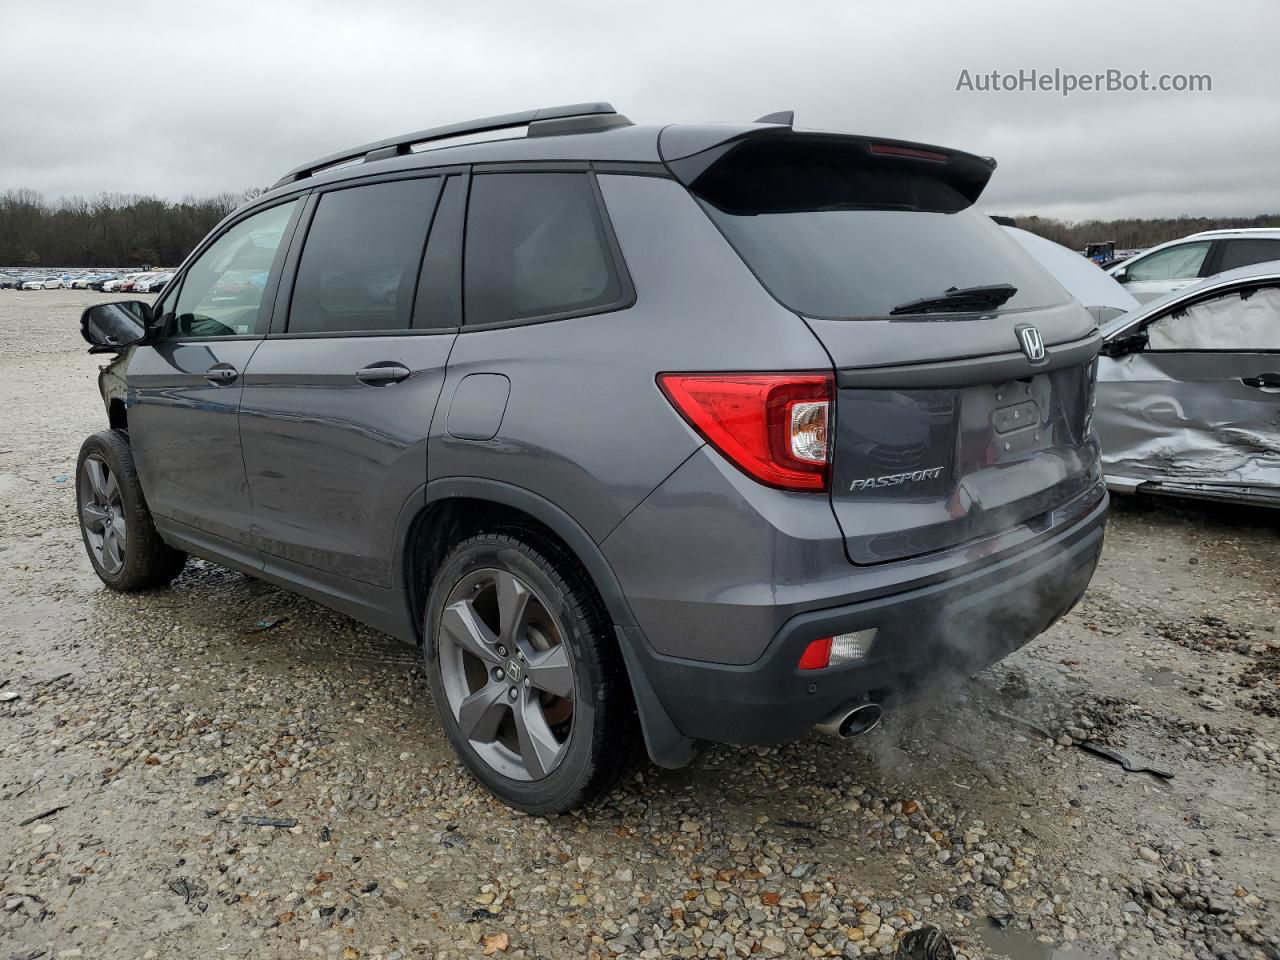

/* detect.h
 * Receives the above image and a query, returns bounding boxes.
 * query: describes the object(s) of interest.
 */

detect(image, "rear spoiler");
[659,125,998,206]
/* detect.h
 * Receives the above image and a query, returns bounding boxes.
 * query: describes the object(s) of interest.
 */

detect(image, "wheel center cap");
[504,660,523,684]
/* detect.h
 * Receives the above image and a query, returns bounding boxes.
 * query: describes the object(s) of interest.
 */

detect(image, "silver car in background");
[1096,261,1280,507]
[1108,228,1280,304]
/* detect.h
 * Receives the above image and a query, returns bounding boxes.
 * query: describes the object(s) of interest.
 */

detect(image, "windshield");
[690,138,1068,319]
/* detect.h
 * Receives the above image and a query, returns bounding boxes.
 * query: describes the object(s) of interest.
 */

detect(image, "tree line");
[0,189,260,269]
[1008,213,1280,251]
[4,186,1280,269]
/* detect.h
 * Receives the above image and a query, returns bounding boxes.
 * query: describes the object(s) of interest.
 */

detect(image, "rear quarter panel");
[428,173,833,542]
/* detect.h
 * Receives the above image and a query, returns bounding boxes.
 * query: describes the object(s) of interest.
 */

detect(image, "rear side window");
[685,137,1066,319]
[464,173,624,326]
[1217,238,1280,273]
[289,178,440,334]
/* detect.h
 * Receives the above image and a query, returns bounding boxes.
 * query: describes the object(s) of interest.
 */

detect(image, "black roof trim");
[272,102,618,188]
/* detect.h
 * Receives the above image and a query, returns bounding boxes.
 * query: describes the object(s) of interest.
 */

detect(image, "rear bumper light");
[798,629,878,670]
[658,372,833,491]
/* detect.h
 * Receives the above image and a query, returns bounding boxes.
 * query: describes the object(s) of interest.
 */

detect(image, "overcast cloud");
[2,0,1276,221]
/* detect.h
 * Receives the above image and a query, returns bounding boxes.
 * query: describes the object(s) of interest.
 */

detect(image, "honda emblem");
[1016,325,1046,363]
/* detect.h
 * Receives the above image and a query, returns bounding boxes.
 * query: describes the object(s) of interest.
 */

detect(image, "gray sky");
[3,0,1276,221]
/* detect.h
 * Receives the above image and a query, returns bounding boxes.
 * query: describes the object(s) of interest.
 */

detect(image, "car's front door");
[238,174,463,586]
[1115,239,1213,304]
[127,198,302,547]
[1096,280,1280,498]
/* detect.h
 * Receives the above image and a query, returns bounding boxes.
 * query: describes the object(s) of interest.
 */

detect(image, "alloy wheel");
[437,568,576,781]
[79,454,126,575]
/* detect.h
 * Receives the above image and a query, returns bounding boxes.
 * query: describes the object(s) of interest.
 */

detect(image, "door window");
[172,200,298,338]
[1147,285,1280,351]
[288,178,440,334]
[1216,238,1280,273]
[464,173,624,326]
[1125,241,1211,282]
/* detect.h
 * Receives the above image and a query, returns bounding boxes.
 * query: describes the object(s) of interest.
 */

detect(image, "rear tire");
[423,531,639,813]
[76,430,187,591]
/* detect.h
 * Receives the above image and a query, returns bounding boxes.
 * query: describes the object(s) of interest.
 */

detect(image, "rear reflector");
[798,630,878,670]
[657,372,833,491]
[798,637,833,670]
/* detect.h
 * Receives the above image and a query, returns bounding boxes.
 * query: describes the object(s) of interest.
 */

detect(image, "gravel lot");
[2,290,1277,960]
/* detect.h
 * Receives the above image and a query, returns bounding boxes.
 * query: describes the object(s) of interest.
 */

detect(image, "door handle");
[1242,372,1280,392]
[204,365,238,385]
[356,363,411,386]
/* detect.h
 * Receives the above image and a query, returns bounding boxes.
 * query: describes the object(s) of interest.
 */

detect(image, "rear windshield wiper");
[889,283,1018,316]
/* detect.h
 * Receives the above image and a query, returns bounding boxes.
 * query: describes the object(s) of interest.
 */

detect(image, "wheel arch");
[396,478,638,639]
[395,477,696,768]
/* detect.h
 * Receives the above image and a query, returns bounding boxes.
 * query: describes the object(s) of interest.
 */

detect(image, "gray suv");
[76,103,1108,813]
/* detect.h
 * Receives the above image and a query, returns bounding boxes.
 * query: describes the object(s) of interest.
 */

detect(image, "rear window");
[289,178,440,335]
[688,138,1067,319]
[1217,238,1280,273]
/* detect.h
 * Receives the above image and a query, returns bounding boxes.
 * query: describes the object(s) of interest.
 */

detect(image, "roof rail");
[271,102,619,189]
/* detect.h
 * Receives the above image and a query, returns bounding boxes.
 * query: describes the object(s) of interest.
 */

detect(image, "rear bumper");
[626,488,1107,746]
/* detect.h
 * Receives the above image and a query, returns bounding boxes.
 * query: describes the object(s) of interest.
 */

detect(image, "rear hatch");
[664,126,1102,564]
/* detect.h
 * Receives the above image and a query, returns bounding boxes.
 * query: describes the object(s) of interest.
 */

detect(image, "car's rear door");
[1096,279,1280,500]
[127,198,302,550]
[237,172,464,586]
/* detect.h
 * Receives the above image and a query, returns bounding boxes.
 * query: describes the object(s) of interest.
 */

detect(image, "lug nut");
[507,687,518,701]
[491,667,504,682]
[496,645,508,658]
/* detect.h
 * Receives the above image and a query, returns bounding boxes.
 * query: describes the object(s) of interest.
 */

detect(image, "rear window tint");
[1217,238,1280,273]
[289,178,440,335]
[689,138,1066,319]
[464,173,623,326]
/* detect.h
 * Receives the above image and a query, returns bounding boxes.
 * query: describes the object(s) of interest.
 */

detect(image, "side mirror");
[1111,266,1128,283]
[81,300,150,353]
[1100,331,1146,358]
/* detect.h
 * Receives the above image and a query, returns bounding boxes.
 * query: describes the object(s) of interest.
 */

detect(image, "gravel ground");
[1,290,1277,960]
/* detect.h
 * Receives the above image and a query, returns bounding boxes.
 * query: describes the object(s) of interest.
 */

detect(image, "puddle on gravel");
[980,922,1112,959]
[1141,665,1177,688]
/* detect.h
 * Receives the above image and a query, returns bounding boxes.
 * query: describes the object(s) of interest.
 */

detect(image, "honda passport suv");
[76,103,1108,813]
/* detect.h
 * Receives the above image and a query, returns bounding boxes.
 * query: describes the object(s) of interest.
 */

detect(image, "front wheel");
[423,532,639,813]
[76,430,187,591]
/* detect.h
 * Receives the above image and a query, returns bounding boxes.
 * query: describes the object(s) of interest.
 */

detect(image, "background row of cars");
[0,270,175,293]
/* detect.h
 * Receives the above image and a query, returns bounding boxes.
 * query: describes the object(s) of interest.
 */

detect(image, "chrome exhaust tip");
[815,702,883,740]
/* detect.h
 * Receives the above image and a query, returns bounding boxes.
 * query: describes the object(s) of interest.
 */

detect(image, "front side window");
[1147,285,1280,351]
[1217,238,1280,273]
[1125,241,1211,283]
[288,178,440,335]
[172,200,297,338]
[464,173,623,326]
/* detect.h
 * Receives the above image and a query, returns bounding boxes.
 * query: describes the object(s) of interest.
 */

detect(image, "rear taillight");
[657,372,833,491]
